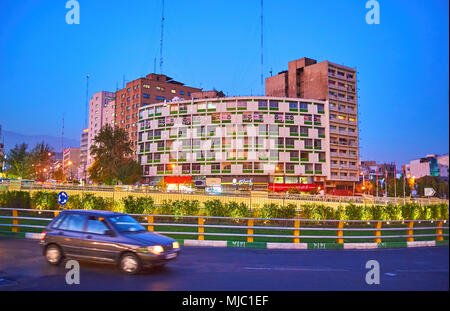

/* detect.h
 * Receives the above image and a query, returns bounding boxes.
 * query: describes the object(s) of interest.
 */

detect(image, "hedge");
[0,191,448,221]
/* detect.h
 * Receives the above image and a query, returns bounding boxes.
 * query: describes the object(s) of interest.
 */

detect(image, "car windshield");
[108,215,146,233]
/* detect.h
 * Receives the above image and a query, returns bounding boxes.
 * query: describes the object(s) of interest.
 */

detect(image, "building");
[266,57,359,195]
[87,91,115,167]
[114,74,201,153]
[137,96,333,192]
[404,154,449,181]
[360,161,397,182]
[78,129,89,182]
[63,147,80,180]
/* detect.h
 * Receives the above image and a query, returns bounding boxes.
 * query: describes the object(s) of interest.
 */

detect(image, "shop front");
[164,176,194,192]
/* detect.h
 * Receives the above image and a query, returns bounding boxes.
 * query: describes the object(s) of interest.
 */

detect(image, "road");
[0,237,448,291]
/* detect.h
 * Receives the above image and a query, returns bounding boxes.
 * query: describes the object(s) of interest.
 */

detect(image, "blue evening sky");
[0,0,448,165]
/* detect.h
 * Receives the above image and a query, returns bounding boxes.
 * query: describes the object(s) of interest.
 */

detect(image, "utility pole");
[160,0,165,75]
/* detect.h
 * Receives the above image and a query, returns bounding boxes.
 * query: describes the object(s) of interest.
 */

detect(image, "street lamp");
[68,161,73,181]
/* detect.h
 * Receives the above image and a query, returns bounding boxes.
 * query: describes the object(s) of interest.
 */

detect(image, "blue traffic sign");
[57,191,68,206]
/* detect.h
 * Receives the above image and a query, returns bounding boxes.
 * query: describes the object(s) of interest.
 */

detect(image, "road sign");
[424,188,436,197]
[57,191,68,206]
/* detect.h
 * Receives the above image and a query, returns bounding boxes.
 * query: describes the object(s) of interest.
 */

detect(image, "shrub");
[157,200,176,215]
[418,205,431,220]
[66,194,83,210]
[278,203,297,219]
[345,203,365,220]
[260,203,279,219]
[0,191,31,209]
[439,203,449,220]
[385,203,402,220]
[204,200,226,217]
[316,204,334,220]
[367,205,386,221]
[122,196,155,215]
[32,191,59,210]
[300,204,320,220]
[400,203,420,220]
[81,193,111,211]
[334,206,346,220]
[179,200,200,216]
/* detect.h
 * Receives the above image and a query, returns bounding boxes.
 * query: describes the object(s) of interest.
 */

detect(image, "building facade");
[360,161,397,182]
[63,147,80,180]
[404,154,449,181]
[137,96,331,192]
[78,129,89,182]
[87,91,115,167]
[114,74,201,153]
[266,57,359,195]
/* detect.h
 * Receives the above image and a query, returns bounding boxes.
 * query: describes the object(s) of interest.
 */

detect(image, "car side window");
[51,214,66,229]
[86,216,110,235]
[58,214,87,232]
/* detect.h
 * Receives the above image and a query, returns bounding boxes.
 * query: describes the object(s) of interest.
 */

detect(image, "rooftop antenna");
[260,0,264,95]
[160,0,165,75]
[85,74,90,129]
[154,57,157,73]
[61,114,65,152]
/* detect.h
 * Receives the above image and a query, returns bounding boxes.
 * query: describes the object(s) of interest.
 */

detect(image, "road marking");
[384,273,397,277]
[395,269,449,273]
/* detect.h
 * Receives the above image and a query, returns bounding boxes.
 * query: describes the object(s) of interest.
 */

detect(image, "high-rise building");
[63,147,80,180]
[87,91,115,167]
[114,74,201,153]
[78,129,89,182]
[137,96,332,192]
[266,57,359,195]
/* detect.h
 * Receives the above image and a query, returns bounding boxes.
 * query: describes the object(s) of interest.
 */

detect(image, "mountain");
[1,130,80,153]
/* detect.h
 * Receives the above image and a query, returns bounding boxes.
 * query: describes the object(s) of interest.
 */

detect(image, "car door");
[80,216,123,262]
[54,214,87,257]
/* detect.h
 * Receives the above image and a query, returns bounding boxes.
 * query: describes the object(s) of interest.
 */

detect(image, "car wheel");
[120,253,141,275]
[45,245,63,265]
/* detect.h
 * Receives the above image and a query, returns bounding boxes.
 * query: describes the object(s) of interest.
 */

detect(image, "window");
[180,90,185,95]
[143,93,150,98]
[269,100,279,109]
[289,101,297,110]
[59,214,86,232]
[300,102,308,110]
[258,100,268,109]
[86,216,110,235]
[300,126,308,136]
[171,89,176,94]
[237,101,247,109]
[207,102,216,110]
[143,84,150,89]
[109,215,145,233]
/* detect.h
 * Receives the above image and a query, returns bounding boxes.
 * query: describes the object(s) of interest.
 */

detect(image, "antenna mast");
[260,0,264,95]
[61,114,65,152]
[160,0,165,74]
[85,74,90,129]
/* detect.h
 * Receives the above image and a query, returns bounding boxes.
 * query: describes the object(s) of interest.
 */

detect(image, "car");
[40,210,180,274]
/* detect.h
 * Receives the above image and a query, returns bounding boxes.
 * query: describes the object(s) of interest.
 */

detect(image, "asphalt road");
[0,237,448,291]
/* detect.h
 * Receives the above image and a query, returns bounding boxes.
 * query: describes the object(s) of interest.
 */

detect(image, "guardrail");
[1,181,448,207]
[0,207,448,244]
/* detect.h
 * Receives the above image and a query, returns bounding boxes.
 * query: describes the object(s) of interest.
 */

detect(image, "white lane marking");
[384,273,397,277]
[395,269,449,273]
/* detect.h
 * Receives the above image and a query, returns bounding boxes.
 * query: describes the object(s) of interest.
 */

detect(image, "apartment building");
[266,57,359,195]
[87,91,115,167]
[63,147,80,180]
[137,96,330,192]
[114,74,201,153]
[78,129,89,182]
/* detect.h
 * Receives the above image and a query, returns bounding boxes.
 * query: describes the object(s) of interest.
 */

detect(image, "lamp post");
[68,160,73,181]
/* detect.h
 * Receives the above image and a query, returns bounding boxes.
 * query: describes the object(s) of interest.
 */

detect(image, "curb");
[1,232,448,250]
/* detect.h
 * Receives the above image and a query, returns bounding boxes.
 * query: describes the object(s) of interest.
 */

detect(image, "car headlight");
[172,241,180,249]
[147,245,164,255]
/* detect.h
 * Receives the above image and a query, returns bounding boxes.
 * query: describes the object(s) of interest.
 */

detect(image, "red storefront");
[268,183,317,192]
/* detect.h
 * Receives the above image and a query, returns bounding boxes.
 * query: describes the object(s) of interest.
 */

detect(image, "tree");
[416,176,449,198]
[30,142,53,181]
[117,160,142,185]
[88,125,135,185]
[6,143,32,179]
[53,167,66,182]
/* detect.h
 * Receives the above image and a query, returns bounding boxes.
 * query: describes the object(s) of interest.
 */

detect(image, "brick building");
[114,74,201,154]
[266,57,359,195]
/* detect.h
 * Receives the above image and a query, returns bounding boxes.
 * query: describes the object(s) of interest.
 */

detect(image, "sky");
[0,0,448,165]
